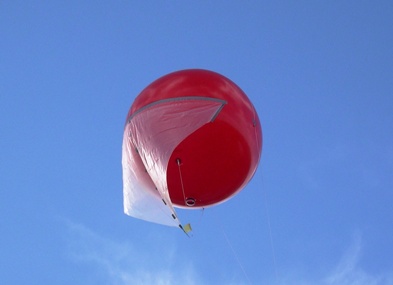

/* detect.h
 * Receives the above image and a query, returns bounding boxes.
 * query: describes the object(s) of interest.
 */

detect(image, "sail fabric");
[122,97,226,226]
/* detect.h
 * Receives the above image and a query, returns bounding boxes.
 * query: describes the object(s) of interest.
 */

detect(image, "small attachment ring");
[185,197,196,207]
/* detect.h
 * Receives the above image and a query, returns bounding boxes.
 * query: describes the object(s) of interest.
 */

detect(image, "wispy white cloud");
[278,234,393,285]
[321,234,393,285]
[65,221,198,285]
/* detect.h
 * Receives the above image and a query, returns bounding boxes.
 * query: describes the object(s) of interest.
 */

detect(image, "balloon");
[122,69,262,229]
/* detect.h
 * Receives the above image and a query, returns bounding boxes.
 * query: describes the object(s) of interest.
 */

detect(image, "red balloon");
[125,69,262,209]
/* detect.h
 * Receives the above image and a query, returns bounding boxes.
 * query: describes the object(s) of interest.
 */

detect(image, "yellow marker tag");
[183,223,192,233]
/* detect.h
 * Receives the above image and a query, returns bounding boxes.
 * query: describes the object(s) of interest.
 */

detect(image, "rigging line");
[176,158,187,204]
[199,207,205,220]
[261,173,279,283]
[221,226,252,285]
[194,208,205,231]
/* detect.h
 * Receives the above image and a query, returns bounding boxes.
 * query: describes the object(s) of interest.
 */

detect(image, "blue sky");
[1,1,392,284]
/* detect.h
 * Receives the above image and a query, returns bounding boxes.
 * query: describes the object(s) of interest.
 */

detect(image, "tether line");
[261,173,279,283]
[220,225,252,285]
[176,158,187,204]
